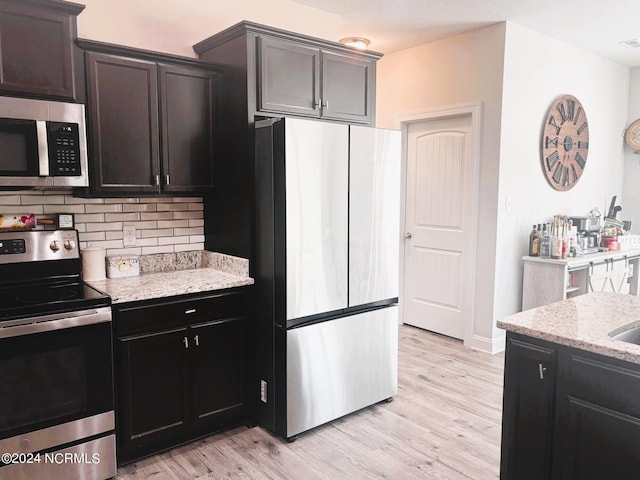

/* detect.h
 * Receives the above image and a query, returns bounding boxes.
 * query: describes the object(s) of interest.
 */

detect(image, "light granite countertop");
[86,251,253,304]
[498,292,640,364]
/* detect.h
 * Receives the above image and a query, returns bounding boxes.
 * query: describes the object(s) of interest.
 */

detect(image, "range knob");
[63,239,76,250]
[49,240,61,252]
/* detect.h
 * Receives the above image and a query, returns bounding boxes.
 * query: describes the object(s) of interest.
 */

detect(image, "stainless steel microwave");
[0,96,88,188]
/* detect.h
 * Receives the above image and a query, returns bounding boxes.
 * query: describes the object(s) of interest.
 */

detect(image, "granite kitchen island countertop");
[86,251,253,304]
[498,292,640,364]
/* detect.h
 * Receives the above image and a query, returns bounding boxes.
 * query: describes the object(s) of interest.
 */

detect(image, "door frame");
[395,102,482,347]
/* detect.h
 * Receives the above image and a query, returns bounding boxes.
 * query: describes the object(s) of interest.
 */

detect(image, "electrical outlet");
[123,225,137,247]
[260,380,267,403]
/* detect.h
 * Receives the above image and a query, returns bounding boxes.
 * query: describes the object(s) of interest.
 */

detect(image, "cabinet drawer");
[563,351,640,418]
[115,289,248,337]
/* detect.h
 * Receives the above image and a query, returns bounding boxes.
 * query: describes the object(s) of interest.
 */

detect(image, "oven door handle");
[0,306,112,339]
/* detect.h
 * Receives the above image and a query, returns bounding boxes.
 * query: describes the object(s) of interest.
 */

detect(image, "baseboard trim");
[465,332,506,354]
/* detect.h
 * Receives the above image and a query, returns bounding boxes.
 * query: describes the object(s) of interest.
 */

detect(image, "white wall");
[622,68,640,230]
[77,0,346,57]
[377,22,631,353]
[376,24,506,352]
[497,23,630,324]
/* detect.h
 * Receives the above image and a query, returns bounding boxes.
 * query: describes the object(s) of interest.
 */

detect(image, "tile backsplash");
[0,189,204,257]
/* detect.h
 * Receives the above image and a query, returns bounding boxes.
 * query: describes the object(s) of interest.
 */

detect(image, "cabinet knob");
[321,99,329,109]
[404,232,412,239]
[313,99,319,109]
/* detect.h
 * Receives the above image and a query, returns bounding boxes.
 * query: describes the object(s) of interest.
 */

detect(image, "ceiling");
[289,0,640,67]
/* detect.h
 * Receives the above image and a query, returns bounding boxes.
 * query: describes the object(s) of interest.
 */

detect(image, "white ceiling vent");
[620,38,640,48]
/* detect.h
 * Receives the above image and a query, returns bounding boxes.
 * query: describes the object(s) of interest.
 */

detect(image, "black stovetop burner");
[0,230,110,322]
[0,278,110,322]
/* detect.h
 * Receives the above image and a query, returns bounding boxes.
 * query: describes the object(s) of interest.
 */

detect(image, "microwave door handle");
[36,120,49,176]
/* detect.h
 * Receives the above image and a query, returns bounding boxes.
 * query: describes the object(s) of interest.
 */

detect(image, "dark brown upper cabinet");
[80,41,219,196]
[194,21,381,126]
[159,64,217,193]
[257,36,375,123]
[0,0,83,100]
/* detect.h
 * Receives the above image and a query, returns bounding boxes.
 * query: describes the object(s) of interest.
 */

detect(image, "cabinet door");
[0,2,77,99]
[85,52,160,194]
[587,262,611,292]
[500,336,557,480]
[257,36,320,117]
[116,327,190,461]
[610,258,630,294]
[190,317,245,430]
[555,353,640,479]
[587,260,629,294]
[321,51,375,124]
[159,64,217,193]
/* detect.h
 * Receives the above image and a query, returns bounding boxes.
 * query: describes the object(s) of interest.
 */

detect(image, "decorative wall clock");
[625,119,640,151]
[541,94,589,191]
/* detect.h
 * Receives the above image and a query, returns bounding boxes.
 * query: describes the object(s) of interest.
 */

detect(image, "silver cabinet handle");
[185,309,196,314]
[321,99,328,109]
[313,99,319,109]
[539,363,547,379]
[194,334,199,347]
[404,232,412,239]
[165,174,170,185]
[183,336,189,349]
[154,174,160,186]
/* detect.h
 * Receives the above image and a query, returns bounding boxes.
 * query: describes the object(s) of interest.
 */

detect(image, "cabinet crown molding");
[193,20,384,60]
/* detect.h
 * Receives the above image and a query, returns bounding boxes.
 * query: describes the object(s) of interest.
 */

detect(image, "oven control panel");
[0,230,80,264]
[0,239,26,255]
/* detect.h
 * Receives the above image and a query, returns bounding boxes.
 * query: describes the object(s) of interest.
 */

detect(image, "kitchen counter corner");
[86,251,254,303]
[498,292,640,364]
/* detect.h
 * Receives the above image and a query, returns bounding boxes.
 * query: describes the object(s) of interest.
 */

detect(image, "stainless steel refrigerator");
[254,117,400,440]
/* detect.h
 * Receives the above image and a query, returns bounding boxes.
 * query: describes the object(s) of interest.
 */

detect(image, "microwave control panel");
[47,121,81,176]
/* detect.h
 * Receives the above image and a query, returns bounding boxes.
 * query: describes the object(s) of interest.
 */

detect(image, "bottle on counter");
[539,223,550,258]
[529,224,539,256]
[561,221,569,259]
[550,220,562,260]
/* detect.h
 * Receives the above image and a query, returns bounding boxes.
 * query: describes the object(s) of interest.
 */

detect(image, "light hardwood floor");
[117,325,505,479]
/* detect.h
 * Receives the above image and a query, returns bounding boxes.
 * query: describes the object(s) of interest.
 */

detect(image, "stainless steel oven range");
[0,229,115,480]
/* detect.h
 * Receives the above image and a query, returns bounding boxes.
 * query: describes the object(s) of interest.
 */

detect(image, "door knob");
[404,232,412,239]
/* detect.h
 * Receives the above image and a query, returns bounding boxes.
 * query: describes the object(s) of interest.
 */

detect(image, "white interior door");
[403,114,477,340]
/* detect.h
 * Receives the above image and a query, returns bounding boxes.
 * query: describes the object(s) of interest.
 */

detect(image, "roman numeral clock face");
[541,94,589,191]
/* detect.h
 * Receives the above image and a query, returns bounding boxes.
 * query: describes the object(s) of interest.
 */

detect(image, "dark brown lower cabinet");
[500,337,556,480]
[501,332,640,480]
[113,288,249,464]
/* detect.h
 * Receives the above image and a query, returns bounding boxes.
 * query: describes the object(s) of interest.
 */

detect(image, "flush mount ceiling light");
[339,37,370,50]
